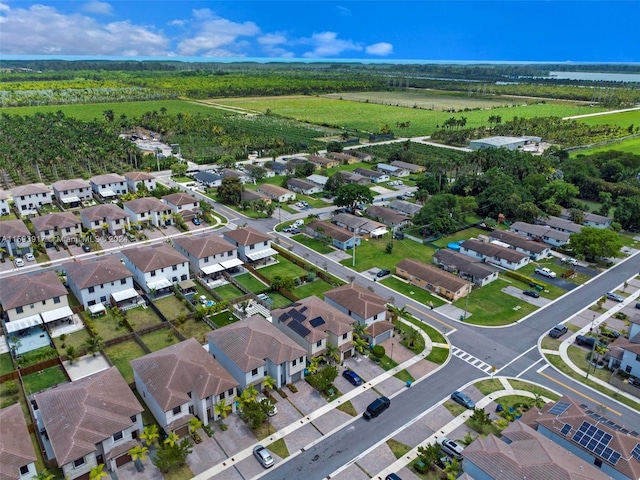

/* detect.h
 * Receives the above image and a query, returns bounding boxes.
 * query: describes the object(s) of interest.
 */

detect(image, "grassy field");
[85,310,130,341]
[52,328,91,354]
[233,272,269,293]
[213,283,245,301]
[426,346,449,364]
[571,136,640,156]
[105,340,147,383]
[431,227,489,248]
[575,109,640,129]
[174,318,213,343]
[213,95,607,137]
[208,311,240,328]
[258,258,307,281]
[127,306,164,330]
[382,276,446,307]
[140,328,181,351]
[340,237,437,273]
[292,279,334,299]
[21,366,68,393]
[291,234,334,254]
[268,292,295,309]
[0,353,14,375]
[154,295,192,320]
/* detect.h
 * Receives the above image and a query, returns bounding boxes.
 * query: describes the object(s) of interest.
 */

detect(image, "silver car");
[253,445,274,468]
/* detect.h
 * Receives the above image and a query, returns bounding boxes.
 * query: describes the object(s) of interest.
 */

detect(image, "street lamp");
[352,221,367,268]
[586,314,597,379]
[391,342,394,362]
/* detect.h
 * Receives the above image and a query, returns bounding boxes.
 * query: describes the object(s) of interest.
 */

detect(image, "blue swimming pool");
[9,328,52,355]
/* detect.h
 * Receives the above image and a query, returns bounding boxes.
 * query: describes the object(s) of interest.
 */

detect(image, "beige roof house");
[122,244,188,272]
[0,404,37,480]
[0,271,67,310]
[65,256,132,290]
[173,234,236,259]
[396,258,471,301]
[51,178,91,192]
[10,183,50,197]
[162,192,198,207]
[31,211,81,233]
[324,282,387,321]
[124,171,154,182]
[257,184,295,201]
[223,226,271,246]
[0,219,30,238]
[80,204,128,222]
[123,197,169,214]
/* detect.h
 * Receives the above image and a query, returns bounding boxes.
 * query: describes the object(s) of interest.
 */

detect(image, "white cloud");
[0,3,168,55]
[366,42,393,56]
[302,31,362,58]
[257,32,293,57]
[336,5,351,16]
[258,33,287,46]
[82,1,113,15]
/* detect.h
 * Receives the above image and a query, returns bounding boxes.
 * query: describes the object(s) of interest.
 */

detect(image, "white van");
[293,219,304,227]
[440,438,463,460]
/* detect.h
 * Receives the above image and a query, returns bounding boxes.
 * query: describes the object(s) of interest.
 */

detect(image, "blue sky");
[1,1,638,62]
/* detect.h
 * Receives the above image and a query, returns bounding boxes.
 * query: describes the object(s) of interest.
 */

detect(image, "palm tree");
[32,469,55,480]
[188,417,203,434]
[353,322,367,339]
[65,346,78,364]
[306,356,321,374]
[405,327,421,349]
[128,444,149,462]
[352,336,368,355]
[324,344,341,364]
[88,464,108,480]
[164,431,180,447]
[84,336,104,356]
[262,375,276,392]
[214,401,232,419]
[140,424,159,447]
[236,384,259,406]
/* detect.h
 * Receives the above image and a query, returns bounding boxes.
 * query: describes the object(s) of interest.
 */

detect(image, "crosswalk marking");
[452,347,493,374]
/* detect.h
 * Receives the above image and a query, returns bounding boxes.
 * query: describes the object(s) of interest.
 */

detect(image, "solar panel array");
[309,316,325,327]
[572,421,621,465]
[584,409,640,437]
[632,443,640,461]
[288,319,310,338]
[560,423,572,435]
[549,401,571,416]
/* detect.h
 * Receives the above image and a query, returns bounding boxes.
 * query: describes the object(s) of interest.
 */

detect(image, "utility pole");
[586,314,597,379]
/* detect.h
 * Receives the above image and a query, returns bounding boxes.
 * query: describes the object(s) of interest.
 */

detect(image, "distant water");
[549,71,640,83]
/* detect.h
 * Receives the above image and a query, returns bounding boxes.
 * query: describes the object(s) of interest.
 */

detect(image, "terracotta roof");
[307,220,352,242]
[122,244,188,272]
[366,320,394,337]
[34,367,143,467]
[124,171,154,181]
[461,239,529,264]
[162,192,198,206]
[31,212,80,232]
[89,173,125,185]
[257,184,294,198]
[463,420,610,480]
[173,234,236,259]
[207,315,306,372]
[51,179,91,191]
[123,197,171,214]
[10,183,50,197]
[490,229,548,254]
[397,258,468,292]
[66,256,132,290]
[273,296,355,342]
[324,282,387,319]
[131,338,238,411]
[0,219,30,238]
[0,404,37,480]
[521,395,640,480]
[223,227,271,246]
[80,204,128,222]
[0,270,67,310]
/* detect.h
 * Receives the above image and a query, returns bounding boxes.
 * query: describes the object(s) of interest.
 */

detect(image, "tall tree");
[334,184,374,212]
[218,177,243,205]
[569,227,622,261]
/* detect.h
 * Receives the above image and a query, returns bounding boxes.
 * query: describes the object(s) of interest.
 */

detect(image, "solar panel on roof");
[630,431,639,437]
[560,424,572,435]
[290,309,306,323]
[631,443,640,461]
[309,316,325,327]
[572,421,622,466]
[549,401,571,415]
[288,320,310,338]
[609,452,621,465]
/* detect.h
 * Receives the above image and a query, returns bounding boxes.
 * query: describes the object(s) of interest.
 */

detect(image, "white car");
[404,192,415,198]
[14,258,25,267]
[562,257,578,266]
[24,253,35,262]
[535,267,556,278]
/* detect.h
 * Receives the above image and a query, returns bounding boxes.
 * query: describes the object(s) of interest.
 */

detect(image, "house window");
[172,406,181,415]
[150,271,156,277]
[228,388,234,396]
[120,279,126,285]
[251,368,258,376]
[16,306,23,313]
[342,333,348,340]
[42,300,46,305]
[73,458,85,468]
[113,431,123,441]
[636,354,640,362]
[100,296,107,303]
[88,300,96,306]
[54,296,61,304]
[88,287,95,293]
[299,357,304,363]
[172,277,178,282]
[263,241,268,246]
[187,392,192,398]
[130,415,137,423]
[180,274,187,281]
[20,465,29,475]
[172,265,177,271]
[373,314,378,320]
[316,341,322,347]
[293,359,297,366]
[204,257,209,263]
[625,365,632,373]
[228,251,232,257]
[249,244,255,250]
[219,392,225,400]
[44,229,50,235]
[594,458,603,468]
[65,227,71,233]
[30,304,34,309]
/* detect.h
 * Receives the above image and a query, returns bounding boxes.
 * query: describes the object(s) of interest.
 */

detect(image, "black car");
[81,244,91,252]
[377,269,391,278]
[342,369,363,386]
[575,335,607,349]
[522,290,540,298]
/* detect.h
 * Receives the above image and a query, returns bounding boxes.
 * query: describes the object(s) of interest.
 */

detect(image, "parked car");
[396,195,406,200]
[450,391,475,409]
[440,438,464,460]
[258,397,277,417]
[363,396,390,420]
[561,257,579,266]
[549,325,568,338]
[600,329,621,340]
[81,244,91,252]
[253,445,274,468]
[636,302,640,309]
[605,292,624,302]
[14,257,24,267]
[522,290,540,298]
[24,253,35,262]
[342,369,363,386]
[404,192,415,198]
[385,474,402,480]
[534,267,556,278]
[376,269,391,278]
[293,219,304,227]
[192,217,201,225]
[575,335,607,349]
[290,227,300,234]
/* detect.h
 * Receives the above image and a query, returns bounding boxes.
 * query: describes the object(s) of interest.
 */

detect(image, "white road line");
[537,364,549,374]
[515,357,544,378]
[493,345,537,375]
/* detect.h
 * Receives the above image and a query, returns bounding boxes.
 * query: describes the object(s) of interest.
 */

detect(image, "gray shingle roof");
[123,197,171,214]
[307,220,352,242]
[397,258,468,292]
[51,178,91,192]
[489,229,548,254]
[80,204,128,222]
[90,173,126,185]
[0,404,37,480]
[124,171,154,181]
[162,192,198,206]
[0,219,30,238]
[461,239,529,263]
[122,244,188,272]
[433,249,496,279]
[66,256,132,290]
[10,183,50,197]
[0,271,67,310]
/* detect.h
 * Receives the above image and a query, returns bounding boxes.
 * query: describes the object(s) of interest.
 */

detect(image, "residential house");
[51,179,92,208]
[193,171,223,188]
[162,192,199,221]
[489,230,550,261]
[132,339,238,435]
[66,256,140,311]
[339,171,372,185]
[80,204,130,236]
[220,168,251,184]
[326,152,359,164]
[324,282,393,344]
[0,404,37,480]
[256,184,296,203]
[244,163,275,179]
[432,249,498,287]
[31,212,82,243]
[173,234,241,277]
[308,155,339,169]
[89,173,127,199]
[333,213,388,238]
[33,367,144,478]
[354,167,389,183]
[510,222,570,247]
[519,395,640,480]
[124,171,156,193]
[10,183,52,216]
[463,420,610,480]
[538,215,582,234]
[207,315,307,390]
[396,258,472,302]
[286,178,322,195]
[390,160,425,174]
[0,219,32,257]
[306,174,329,187]
[365,205,411,230]
[387,199,422,217]
[459,239,530,271]
[0,271,69,328]
[123,197,173,228]
[122,244,189,294]
[346,150,372,162]
[270,162,290,176]
[0,190,10,215]
[606,311,640,377]
[377,163,409,177]
[273,296,356,361]
[242,190,272,204]
[583,212,613,229]
[306,220,360,251]
[223,227,277,264]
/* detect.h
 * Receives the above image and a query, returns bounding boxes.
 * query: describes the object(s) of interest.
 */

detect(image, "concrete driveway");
[141,227,165,240]
[532,271,577,291]
[502,285,551,307]
[269,389,302,431]
[285,379,328,416]
[45,244,71,261]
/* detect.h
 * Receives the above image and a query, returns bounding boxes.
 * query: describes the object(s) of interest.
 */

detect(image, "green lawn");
[340,237,437,273]
[21,366,68,394]
[214,283,245,301]
[85,310,130,341]
[291,234,334,254]
[268,292,295,309]
[567,345,612,382]
[258,258,307,281]
[431,227,490,248]
[140,328,181,351]
[381,276,446,307]
[507,379,560,402]
[52,328,92,354]
[233,273,269,293]
[572,136,640,156]
[403,315,447,343]
[0,353,15,375]
[292,279,334,299]
[474,379,504,395]
[154,295,191,321]
[208,311,240,328]
[452,278,538,326]
[577,110,640,129]
[174,318,214,343]
[172,176,193,183]
[126,306,164,330]
[425,347,449,364]
[0,380,31,424]
[105,341,147,383]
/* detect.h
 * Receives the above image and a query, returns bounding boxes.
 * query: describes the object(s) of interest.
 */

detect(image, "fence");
[194,276,224,302]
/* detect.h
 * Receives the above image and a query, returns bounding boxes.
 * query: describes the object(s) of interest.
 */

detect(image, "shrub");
[503,269,547,289]
[1,381,19,396]
[306,271,316,282]
[286,383,297,393]
[372,345,386,359]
